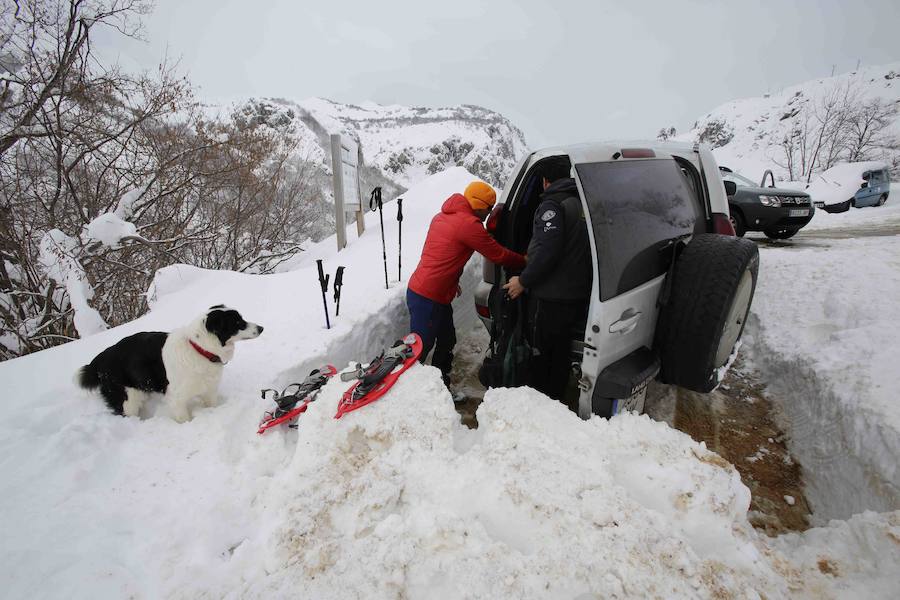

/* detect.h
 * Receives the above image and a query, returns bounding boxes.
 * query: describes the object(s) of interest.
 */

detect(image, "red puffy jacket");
[408,194,525,304]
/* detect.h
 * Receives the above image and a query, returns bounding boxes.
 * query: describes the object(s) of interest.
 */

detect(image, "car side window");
[576,159,703,301]
[870,170,883,183]
[674,158,707,214]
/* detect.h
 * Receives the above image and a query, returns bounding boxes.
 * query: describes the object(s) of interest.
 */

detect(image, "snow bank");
[3,168,900,598]
[196,371,779,598]
[805,161,888,206]
[745,212,900,521]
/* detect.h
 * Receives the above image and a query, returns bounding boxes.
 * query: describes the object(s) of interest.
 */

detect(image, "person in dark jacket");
[408,181,526,385]
[503,159,592,402]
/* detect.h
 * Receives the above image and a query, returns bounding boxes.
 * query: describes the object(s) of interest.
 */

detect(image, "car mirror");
[723,181,737,196]
[860,181,868,189]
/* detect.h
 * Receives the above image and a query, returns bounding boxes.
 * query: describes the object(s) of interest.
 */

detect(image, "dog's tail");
[75,364,100,390]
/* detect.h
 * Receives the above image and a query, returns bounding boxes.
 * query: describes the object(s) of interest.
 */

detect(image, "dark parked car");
[720,167,814,239]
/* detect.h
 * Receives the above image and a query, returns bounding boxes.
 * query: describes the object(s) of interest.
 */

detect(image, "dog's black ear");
[205,308,243,346]
[209,304,225,310]
[204,310,228,346]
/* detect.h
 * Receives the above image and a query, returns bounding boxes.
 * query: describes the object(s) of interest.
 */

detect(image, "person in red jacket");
[407,181,525,387]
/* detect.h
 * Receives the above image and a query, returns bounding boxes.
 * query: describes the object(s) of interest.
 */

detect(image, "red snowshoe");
[335,333,423,419]
[257,365,338,434]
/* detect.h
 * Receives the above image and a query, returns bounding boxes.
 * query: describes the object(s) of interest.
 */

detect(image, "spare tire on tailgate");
[656,233,759,393]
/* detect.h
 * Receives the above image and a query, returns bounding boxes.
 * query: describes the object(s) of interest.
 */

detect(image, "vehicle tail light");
[620,148,656,159]
[475,303,491,318]
[486,202,505,234]
[712,212,736,236]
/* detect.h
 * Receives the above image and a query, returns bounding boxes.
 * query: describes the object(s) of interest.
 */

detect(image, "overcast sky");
[95,0,900,148]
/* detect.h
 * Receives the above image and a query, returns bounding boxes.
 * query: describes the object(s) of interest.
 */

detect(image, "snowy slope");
[1,170,900,598]
[677,63,900,183]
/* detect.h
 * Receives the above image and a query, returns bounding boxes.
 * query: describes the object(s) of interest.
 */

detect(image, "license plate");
[790,209,809,217]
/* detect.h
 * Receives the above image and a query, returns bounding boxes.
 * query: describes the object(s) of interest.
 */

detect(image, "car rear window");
[576,159,704,301]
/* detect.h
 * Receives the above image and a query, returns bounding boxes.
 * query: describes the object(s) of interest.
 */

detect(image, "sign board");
[340,143,361,211]
[330,134,365,250]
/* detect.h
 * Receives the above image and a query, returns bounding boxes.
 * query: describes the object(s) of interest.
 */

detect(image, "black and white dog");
[77,305,263,422]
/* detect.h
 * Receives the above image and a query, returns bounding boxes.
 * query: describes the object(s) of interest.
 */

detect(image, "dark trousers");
[406,289,456,384]
[527,296,588,402]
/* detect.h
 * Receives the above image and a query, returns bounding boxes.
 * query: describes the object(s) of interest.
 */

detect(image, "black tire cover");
[656,234,759,392]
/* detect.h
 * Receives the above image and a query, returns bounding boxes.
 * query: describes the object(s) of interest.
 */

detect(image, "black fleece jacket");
[518,178,592,301]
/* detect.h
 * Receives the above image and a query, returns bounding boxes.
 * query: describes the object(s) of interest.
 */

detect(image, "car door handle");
[609,311,642,334]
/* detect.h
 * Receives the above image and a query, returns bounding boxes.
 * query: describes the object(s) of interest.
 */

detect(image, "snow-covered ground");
[743,187,900,522]
[1,169,900,598]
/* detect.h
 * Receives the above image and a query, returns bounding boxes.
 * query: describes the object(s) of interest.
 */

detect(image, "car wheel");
[656,234,759,393]
[878,193,888,206]
[763,227,799,240]
[729,211,746,237]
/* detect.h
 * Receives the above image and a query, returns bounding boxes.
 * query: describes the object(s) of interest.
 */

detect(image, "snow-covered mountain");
[677,62,900,182]
[228,97,529,201]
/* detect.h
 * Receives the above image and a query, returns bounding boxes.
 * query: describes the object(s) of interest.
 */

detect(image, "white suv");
[475,141,758,419]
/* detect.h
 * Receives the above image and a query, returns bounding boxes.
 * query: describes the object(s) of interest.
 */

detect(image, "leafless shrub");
[0,1,327,360]
[775,80,898,182]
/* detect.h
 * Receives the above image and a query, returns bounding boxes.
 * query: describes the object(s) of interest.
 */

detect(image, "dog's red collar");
[189,340,222,363]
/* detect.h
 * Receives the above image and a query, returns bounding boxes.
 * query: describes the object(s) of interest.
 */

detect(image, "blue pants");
[406,289,456,384]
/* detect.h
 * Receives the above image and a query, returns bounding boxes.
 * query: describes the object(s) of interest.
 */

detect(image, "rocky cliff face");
[232,97,530,197]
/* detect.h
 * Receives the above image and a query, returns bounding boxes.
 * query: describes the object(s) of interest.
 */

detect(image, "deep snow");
[1,169,899,599]
[743,188,900,521]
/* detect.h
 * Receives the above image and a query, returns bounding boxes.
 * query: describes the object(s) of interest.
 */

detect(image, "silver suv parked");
[475,142,759,419]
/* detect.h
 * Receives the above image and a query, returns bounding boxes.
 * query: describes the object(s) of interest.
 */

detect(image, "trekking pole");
[396,197,403,281]
[316,259,331,329]
[369,187,389,289]
[333,266,345,317]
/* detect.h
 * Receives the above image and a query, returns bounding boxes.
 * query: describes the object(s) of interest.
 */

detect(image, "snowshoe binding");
[257,365,338,434]
[335,333,423,419]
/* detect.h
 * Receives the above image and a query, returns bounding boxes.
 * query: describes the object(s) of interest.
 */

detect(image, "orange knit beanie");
[464,181,496,210]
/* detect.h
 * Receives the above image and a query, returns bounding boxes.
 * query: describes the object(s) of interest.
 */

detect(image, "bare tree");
[775,80,898,183]
[0,2,328,360]
[845,97,897,162]
[0,0,152,157]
